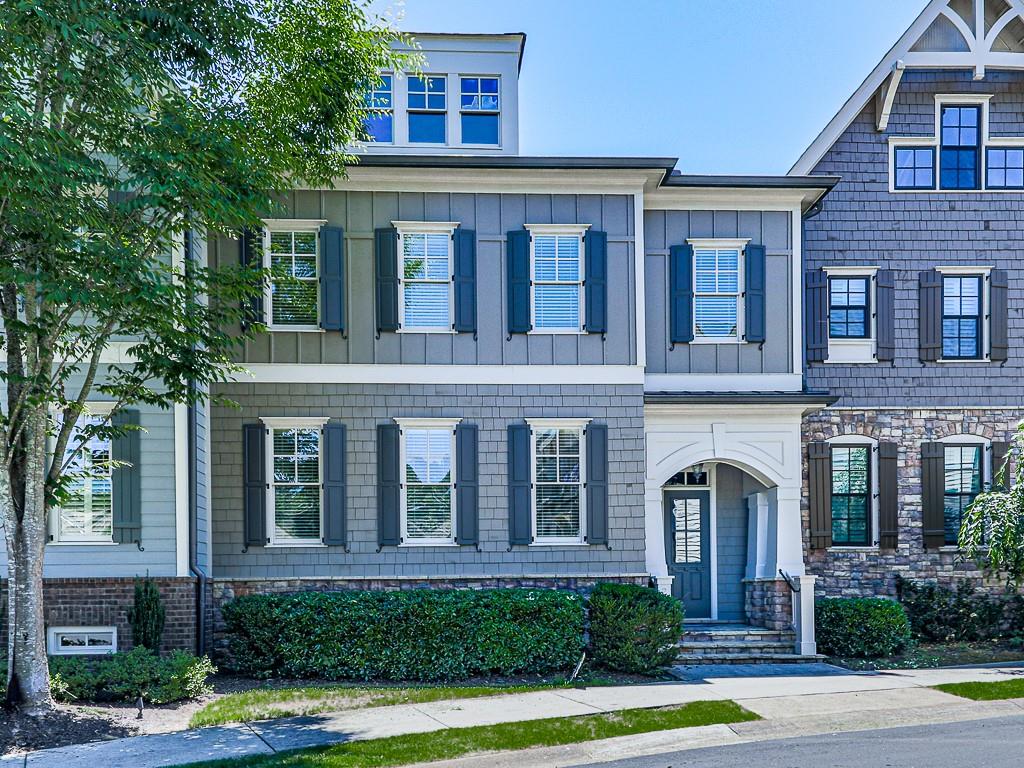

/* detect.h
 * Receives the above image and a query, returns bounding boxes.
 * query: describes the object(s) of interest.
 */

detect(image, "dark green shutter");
[507,229,531,334]
[744,244,766,344]
[878,442,899,549]
[240,229,264,329]
[921,442,946,548]
[808,441,832,549]
[377,423,400,546]
[990,269,1009,363]
[992,440,1011,491]
[584,230,608,334]
[111,409,141,545]
[453,228,477,334]
[508,423,532,545]
[805,269,828,363]
[322,421,347,546]
[320,226,345,332]
[242,423,266,548]
[455,423,479,546]
[876,270,896,362]
[919,270,943,363]
[375,227,399,333]
[669,244,694,345]
[586,423,608,545]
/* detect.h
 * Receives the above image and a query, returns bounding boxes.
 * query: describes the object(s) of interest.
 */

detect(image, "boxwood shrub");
[588,583,684,674]
[896,577,1013,642]
[815,597,911,658]
[221,588,585,681]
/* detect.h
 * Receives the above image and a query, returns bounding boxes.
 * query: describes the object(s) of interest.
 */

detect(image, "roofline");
[664,174,840,191]
[401,31,528,72]
[644,391,840,407]
[350,154,678,175]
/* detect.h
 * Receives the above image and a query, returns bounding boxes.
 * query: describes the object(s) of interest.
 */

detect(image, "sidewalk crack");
[410,704,451,728]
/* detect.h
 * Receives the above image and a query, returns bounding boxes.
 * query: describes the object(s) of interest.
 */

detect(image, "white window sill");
[397,328,457,335]
[528,329,587,335]
[530,541,589,547]
[399,541,458,547]
[264,542,326,549]
[936,358,991,364]
[49,540,117,547]
[690,337,742,345]
[937,545,962,552]
[267,326,324,333]
[827,546,879,552]
[825,339,878,364]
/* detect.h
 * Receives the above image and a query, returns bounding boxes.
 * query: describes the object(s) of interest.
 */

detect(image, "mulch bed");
[828,640,1024,671]
[1,704,140,754]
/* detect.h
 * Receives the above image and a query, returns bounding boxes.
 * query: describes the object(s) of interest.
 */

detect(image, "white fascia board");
[644,373,803,393]
[316,167,660,195]
[234,364,645,386]
[644,187,820,211]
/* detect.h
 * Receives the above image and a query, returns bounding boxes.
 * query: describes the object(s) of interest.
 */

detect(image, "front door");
[665,490,711,618]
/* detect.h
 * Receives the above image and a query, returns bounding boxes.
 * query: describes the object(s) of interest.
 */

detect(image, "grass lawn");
[934,678,1024,700]
[828,640,1024,671]
[180,700,757,768]
[190,678,618,728]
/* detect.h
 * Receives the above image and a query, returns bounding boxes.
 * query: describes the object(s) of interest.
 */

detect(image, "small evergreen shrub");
[46,647,214,704]
[588,583,684,674]
[896,577,1014,642]
[128,577,166,651]
[815,597,911,658]
[222,588,585,682]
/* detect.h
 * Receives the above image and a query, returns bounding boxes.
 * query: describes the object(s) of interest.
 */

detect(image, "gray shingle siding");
[805,70,1024,405]
[210,383,646,579]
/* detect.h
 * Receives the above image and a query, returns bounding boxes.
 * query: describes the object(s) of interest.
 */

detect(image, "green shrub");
[588,583,684,674]
[896,577,1012,642]
[222,588,585,682]
[128,577,166,651]
[49,647,215,704]
[815,597,911,658]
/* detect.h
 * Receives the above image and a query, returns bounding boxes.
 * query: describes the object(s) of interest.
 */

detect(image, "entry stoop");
[677,622,825,664]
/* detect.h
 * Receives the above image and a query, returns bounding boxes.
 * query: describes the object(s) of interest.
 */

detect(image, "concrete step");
[682,630,795,644]
[675,652,827,665]
[679,641,797,655]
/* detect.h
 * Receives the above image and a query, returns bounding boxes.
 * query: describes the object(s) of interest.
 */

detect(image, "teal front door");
[665,490,711,618]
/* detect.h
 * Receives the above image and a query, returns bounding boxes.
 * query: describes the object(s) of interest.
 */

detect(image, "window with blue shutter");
[507,423,532,545]
[375,227,400,334]
[584,230,608,335]
[319,226,345,332]
[377,423,401,546]
[805,269,828,363]
[455,423,479,546]
[111,409,141,546]
[453,228,477,334]
[239,229,264,329]
[744,244,766,344]
[586,424,608,545]
[669,244,694,346]
[242,423,266,549]
[506,230,531,335]
[322,421,347,546]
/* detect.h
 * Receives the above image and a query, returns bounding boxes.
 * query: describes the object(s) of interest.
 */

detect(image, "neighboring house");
[5,2,1021,661]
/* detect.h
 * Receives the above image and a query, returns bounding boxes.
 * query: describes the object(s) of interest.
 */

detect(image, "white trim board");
[644,373,803,393]
[233,364,645,385]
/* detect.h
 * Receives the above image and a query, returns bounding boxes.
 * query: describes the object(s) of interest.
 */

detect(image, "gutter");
[644,391,840,406]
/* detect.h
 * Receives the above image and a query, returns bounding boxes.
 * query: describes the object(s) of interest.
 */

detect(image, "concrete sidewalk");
[4,663,1024,768]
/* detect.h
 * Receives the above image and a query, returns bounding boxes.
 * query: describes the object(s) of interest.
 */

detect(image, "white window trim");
[49,402,117,546]
[935,266,991,363]
[525,417,590,545]
[361,72,394,146]
[458,74,502,149]
[47,626,117,656]
[406,73,449,147]
[826,435,880,551]
[392,221,458,334]
[525,224,589,335]
[260,416,329,547]
[394,417,461,546]
[263,220,326,333]
[823,266,879,364]
[688,239,748,345]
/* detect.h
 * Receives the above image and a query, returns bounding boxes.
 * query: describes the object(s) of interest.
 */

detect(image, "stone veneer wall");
[0,577,197,655]
[744,578,793,631]
[802,408,1023,599]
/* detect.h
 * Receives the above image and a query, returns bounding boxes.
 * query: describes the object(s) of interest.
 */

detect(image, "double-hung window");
[54,412,113,544]
[530,420,587,544]
[830,445,871,546]
[944,444,983,545]
[265,418,325,545]
[362,74,393,143]
[828,276,870,339]
[693,245,741,340]
[398,419,457,545]
[940,105,981,190]
[396,223,456,331]
[408,75,446,144]
[986,147,1024,189]
[267,226,319,329]
[942,274,983,359]
[460,76,499,145]
[529,226,585,332]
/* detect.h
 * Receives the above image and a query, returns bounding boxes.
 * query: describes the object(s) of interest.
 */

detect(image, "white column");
[645,484,671,594]
[774,484,806,577]
[792,575,818,655]
[745,492,769,579]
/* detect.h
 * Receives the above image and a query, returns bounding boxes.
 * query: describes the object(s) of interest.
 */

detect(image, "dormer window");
[460,77,500,146]
[408,76,446,144]
[362,75,393,143]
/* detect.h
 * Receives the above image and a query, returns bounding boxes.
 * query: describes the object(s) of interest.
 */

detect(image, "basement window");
[48,626,117,656]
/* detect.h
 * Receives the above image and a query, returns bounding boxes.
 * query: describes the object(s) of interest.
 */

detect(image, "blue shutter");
[584,230,608,334]
[322,421,347,546]
[506,229,531,335]
[111,409,141,546]
[918,270,943,363]
[669,244,694,345]
[375,227,399,334]
[805,269,828,363]
[990,269,1009,363]
[876,270,896,362]
[585,423,608,546]
[242,423,266,548]
[240,229,264,329]
[319,226,345,332]
[453,228,477,334]
[455,423,479,546]
[508,423,532,545]
[744,244,766,344]
[377,423,401,546]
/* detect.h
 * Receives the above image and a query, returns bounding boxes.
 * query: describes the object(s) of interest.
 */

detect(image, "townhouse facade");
[3,0,1021,661]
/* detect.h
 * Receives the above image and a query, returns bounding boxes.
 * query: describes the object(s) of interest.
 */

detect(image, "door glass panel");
[673,498,702,564]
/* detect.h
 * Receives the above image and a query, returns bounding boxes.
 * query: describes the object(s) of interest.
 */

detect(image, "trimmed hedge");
[896,577,1021,642]
[588,583,684,674]
[815,597,912,658]
[221,588,585,681]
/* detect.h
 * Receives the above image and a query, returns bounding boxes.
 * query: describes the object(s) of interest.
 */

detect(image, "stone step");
[674,652,827,665]
[679,641,796,655]
[682,630,795,644]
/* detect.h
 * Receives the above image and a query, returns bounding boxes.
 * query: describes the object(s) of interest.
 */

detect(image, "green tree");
[0,0,405,712]
[960,422,1024,585]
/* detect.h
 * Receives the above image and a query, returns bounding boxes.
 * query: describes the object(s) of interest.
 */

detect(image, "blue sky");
[373,0,927,174]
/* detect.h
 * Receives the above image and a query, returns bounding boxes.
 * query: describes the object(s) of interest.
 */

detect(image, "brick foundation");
[744,578,793,630]
[1,577,197,655]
